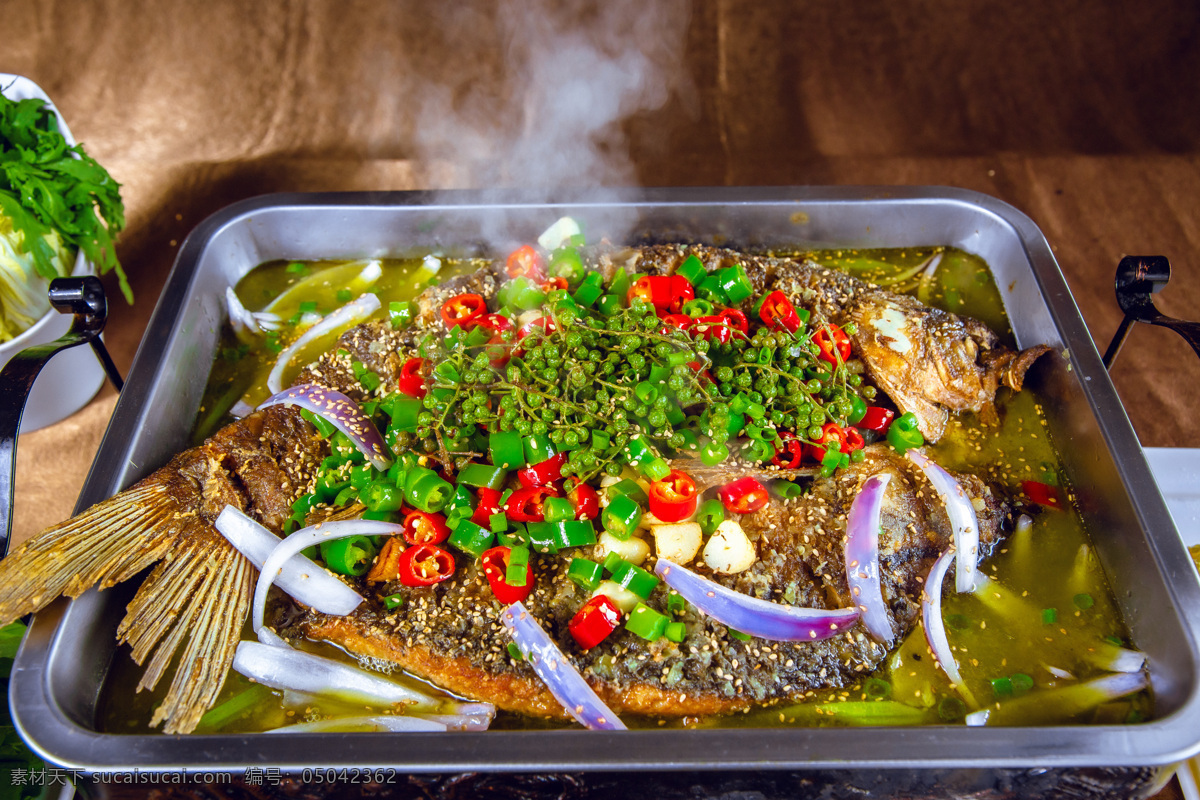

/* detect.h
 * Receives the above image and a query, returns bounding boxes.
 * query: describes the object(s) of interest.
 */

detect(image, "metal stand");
[0,276,123,557]
[1103,255,1200,369]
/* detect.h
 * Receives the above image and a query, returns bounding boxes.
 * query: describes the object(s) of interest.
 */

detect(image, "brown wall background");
[3,0,1198,544]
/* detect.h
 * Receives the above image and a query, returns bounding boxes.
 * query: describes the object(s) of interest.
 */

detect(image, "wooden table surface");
[3,1,1197,796]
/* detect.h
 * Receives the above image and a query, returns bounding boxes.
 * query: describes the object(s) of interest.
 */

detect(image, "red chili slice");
[691,315,733,344]
[517,453,568,488]
[396,544,456,587]
[505,486,561,522]
[841,427,866,454]
[475,313,515,367]
[771,431,804,469]
[808,422,848,463]
[517,316,557,341]
[506,245,546,281]
[719,308,749,337]
[628,275,694,313]
[812,323,852,366]
[717,476,770,515]
[398,357,427,399]
[759,290,802,333]
[471,487,503,526]
[1022,480,1062,510]
[648,470,699,522]
[568,482,600,521]
[481,546,534,604]
[660,313,693,333]
[568,595,622,650]
[402,510,451,546]
[855,406,896,433]
[440,293,488,330]
[540,276,569,292]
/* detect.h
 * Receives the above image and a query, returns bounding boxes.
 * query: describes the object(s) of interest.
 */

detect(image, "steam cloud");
[406,0,692,194]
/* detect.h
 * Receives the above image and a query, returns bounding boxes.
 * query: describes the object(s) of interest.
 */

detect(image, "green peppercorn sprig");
[375,267,877,483]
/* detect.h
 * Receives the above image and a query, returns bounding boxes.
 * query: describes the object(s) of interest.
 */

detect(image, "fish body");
[0,244,1044,732]
[294,447,1007,720]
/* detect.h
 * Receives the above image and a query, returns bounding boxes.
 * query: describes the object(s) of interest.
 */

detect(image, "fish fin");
[0,483,179,624]
[120,526,251,734]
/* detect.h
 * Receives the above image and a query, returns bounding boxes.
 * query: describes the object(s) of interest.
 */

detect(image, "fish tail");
[0,465,255,735]
[0,483,178,623]
[120,527,252,734]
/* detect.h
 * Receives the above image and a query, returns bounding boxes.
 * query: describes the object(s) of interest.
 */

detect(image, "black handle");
[0,276,123,558]
[1103,255,1200,369]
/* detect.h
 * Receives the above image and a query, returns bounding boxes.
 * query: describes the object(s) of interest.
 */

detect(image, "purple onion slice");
[844,473,894,645]
[653,559,861,642]
[259,383,391,471]
[921,548,978,708]
[252,519,404,637]
[907,449,980,594]
[501,602,626,730]
[265,293,381,394]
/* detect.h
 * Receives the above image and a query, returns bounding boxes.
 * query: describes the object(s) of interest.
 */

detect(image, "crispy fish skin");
[288,447,1010,719]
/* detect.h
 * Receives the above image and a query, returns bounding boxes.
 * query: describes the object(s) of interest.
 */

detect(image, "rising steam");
[405,0,692,192]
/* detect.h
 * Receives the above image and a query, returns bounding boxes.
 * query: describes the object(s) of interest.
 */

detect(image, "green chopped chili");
[601,494,643,541]
[448,520,494,557]
[383,593,405,610]
[319,536,377,577]
[458,463,508,491]
[567,558,603,591]
[626,603,668,641]
[697,499,725,536]
[610,560,659,599]
[542,496,575,523]
[664,621,687,643]
[388,300,416,329]
[489,429,527,469]
[676,254,707,286]
[887,412,924,453]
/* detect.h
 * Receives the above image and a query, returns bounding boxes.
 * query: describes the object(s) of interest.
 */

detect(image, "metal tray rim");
[12,186,1200,774]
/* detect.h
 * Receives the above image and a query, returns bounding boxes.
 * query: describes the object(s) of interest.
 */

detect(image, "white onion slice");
[654,559,861,641]
[536,216,583,251]
[214,506,363,617]
[233,640,442,711]
[844,473,894,645]
[229,399,255,419]
[258,383,391,470]
[921,548,977,707]
[266,292,381,395]
[252,519,404,637]
[265,715,447,734]
[907,449,980,593]
[502,602,626,731]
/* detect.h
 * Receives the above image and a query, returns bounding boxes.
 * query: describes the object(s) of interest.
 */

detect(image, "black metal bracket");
[0,276,123,558]
[1102,255,1200,370]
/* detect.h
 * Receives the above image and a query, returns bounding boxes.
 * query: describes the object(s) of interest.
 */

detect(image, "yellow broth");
[98,247,1146,734]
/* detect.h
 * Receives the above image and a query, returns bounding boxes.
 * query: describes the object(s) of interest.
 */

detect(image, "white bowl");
[0,74,106,432]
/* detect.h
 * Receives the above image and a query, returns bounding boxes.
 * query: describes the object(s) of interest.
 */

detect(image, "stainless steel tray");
[11,187,1200,796]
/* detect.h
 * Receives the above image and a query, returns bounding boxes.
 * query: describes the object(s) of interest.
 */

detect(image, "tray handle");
[0,276,123,557]
[1103,255,1200,369]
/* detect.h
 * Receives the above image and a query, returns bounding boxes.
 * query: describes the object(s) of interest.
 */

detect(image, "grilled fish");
[0,244,1044,732]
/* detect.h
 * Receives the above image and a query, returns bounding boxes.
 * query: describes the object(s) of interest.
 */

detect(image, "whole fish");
[0,244,1045,733]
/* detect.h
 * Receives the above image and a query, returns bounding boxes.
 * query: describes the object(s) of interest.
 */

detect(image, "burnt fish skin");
[0,245,1040,732]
